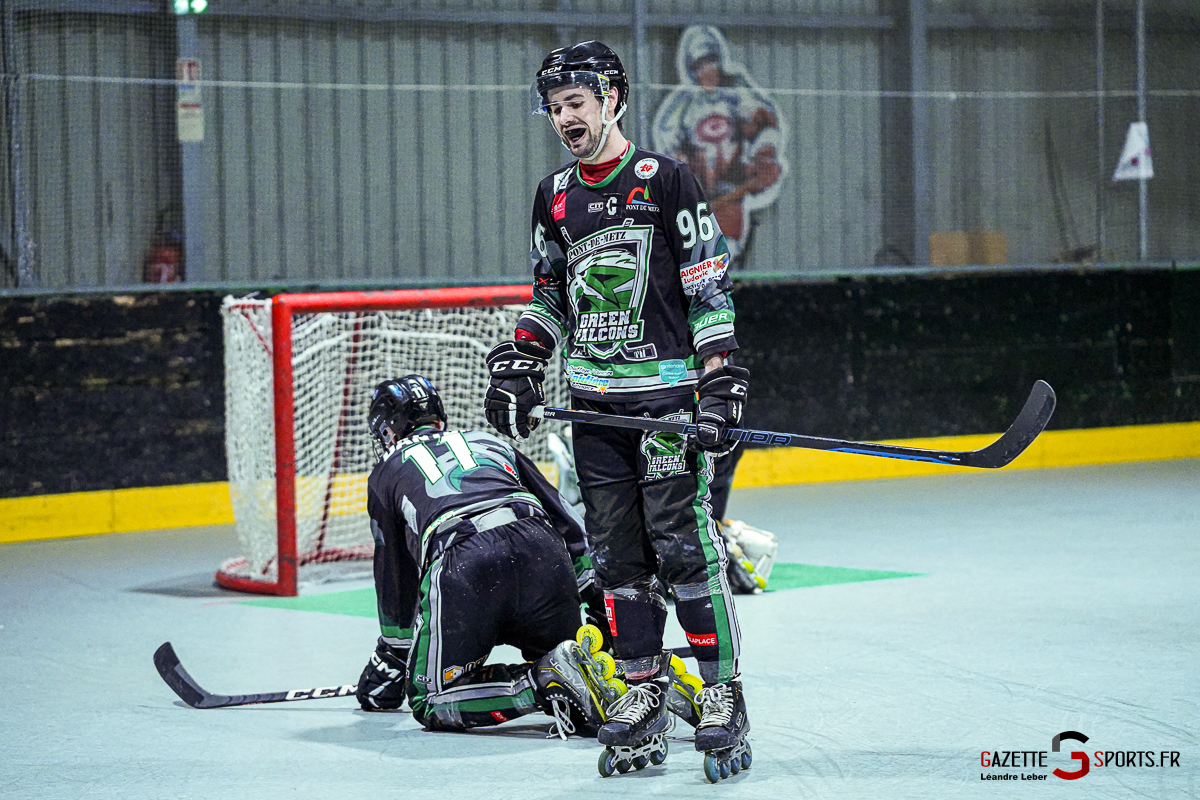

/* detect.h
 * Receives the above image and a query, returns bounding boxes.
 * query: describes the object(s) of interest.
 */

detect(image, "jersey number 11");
[401,431,478,485]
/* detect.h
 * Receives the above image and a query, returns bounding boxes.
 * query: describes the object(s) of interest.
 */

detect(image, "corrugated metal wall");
[196,20,565,284]
[1,1,1197,289]
[10,12,176,288]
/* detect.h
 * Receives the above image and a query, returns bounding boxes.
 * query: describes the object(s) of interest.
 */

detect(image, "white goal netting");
[219,294,567,591]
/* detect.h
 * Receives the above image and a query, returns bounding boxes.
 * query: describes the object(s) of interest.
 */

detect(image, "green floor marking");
[765,562,922,591]
[240,563,922,616]
[243,586,377,617]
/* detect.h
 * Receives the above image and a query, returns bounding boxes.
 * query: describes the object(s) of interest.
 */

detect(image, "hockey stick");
[533,380,1055,470]
[154,642,357,709]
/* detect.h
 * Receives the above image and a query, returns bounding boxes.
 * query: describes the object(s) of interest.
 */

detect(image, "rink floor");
[1,459,1197,799]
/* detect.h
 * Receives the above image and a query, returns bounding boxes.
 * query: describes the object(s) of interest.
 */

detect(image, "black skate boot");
[596,679,670,775]
[694,679,752,782]
[533,639,621,739]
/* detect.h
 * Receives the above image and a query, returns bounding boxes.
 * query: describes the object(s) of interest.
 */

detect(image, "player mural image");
[651,26,789,269]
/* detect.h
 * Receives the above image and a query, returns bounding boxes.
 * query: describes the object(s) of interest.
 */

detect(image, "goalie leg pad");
[724,519,779,585]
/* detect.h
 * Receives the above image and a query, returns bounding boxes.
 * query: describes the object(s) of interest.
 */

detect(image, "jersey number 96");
[677,202,716,249]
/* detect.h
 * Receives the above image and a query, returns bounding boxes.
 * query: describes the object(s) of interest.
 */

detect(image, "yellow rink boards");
[3,420,1199,545]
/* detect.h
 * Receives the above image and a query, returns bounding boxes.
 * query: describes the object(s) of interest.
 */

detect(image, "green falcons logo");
[639,428,689,479]
[569,248,645,358]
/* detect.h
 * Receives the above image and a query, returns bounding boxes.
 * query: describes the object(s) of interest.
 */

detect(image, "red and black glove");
[484,339,551,441]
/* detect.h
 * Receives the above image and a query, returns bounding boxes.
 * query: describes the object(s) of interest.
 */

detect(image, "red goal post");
[217,286,566,596]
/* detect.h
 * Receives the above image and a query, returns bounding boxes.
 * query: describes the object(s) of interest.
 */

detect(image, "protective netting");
[219,295,567,591]
[5,8,1200,293]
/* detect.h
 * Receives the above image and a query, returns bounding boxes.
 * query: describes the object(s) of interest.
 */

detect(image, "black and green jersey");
[518,144,738,401]
[366,427,589,642]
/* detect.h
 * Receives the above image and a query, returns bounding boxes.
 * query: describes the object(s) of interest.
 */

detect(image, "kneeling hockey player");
[356,374,618,736]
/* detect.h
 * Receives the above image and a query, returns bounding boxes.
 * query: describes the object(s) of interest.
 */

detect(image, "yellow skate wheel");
[679,673,703,695]
[669,654,687,677]
[594,651,617,680]
[576,624,604,654]
[607,677,628,696]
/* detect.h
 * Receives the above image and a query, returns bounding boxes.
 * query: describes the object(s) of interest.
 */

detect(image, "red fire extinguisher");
[143,208,185,283]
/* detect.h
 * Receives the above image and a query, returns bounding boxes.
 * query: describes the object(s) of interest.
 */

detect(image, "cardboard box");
[929,231,1007,266]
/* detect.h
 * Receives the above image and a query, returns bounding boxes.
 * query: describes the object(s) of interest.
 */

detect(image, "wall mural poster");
[652,26,789,269]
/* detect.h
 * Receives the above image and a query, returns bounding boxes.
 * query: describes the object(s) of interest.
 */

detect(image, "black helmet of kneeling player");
[367,374,447,450]
[532,40,629,118]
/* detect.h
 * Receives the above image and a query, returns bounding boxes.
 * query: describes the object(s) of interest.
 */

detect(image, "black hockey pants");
[571,394,742,684]
[406,515,582,731]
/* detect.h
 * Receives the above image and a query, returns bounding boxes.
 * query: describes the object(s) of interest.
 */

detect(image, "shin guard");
[604,583,668,679]
[673,580,739,684]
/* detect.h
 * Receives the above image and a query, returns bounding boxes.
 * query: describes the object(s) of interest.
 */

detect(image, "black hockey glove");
[692,365,749,456]
[484,339,551,441]
[356,637,409,712]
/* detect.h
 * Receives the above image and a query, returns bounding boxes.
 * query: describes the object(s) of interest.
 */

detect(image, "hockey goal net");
[218,287,567,596]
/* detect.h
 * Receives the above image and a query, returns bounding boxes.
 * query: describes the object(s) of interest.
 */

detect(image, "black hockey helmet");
[532,40,628,117]
[367,374,447,448]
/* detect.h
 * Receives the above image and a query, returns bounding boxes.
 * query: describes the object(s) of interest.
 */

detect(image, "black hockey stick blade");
[533,380,1056,470]
[153,642,357,709]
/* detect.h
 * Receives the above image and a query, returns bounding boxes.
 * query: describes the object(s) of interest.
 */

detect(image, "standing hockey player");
[484,41,752,781]
[357,374,623,737]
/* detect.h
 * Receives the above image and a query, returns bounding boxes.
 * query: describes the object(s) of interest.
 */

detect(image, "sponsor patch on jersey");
[442,665,464,683]
[588,201,604,213]
[566,364,612,393]
[680,253,730,296]
[685,631,718,647]
[553,169,572,193]
[634,158,659,179]
[552,192,566,221]
[658,360,688,387]
[625,185,659,212]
